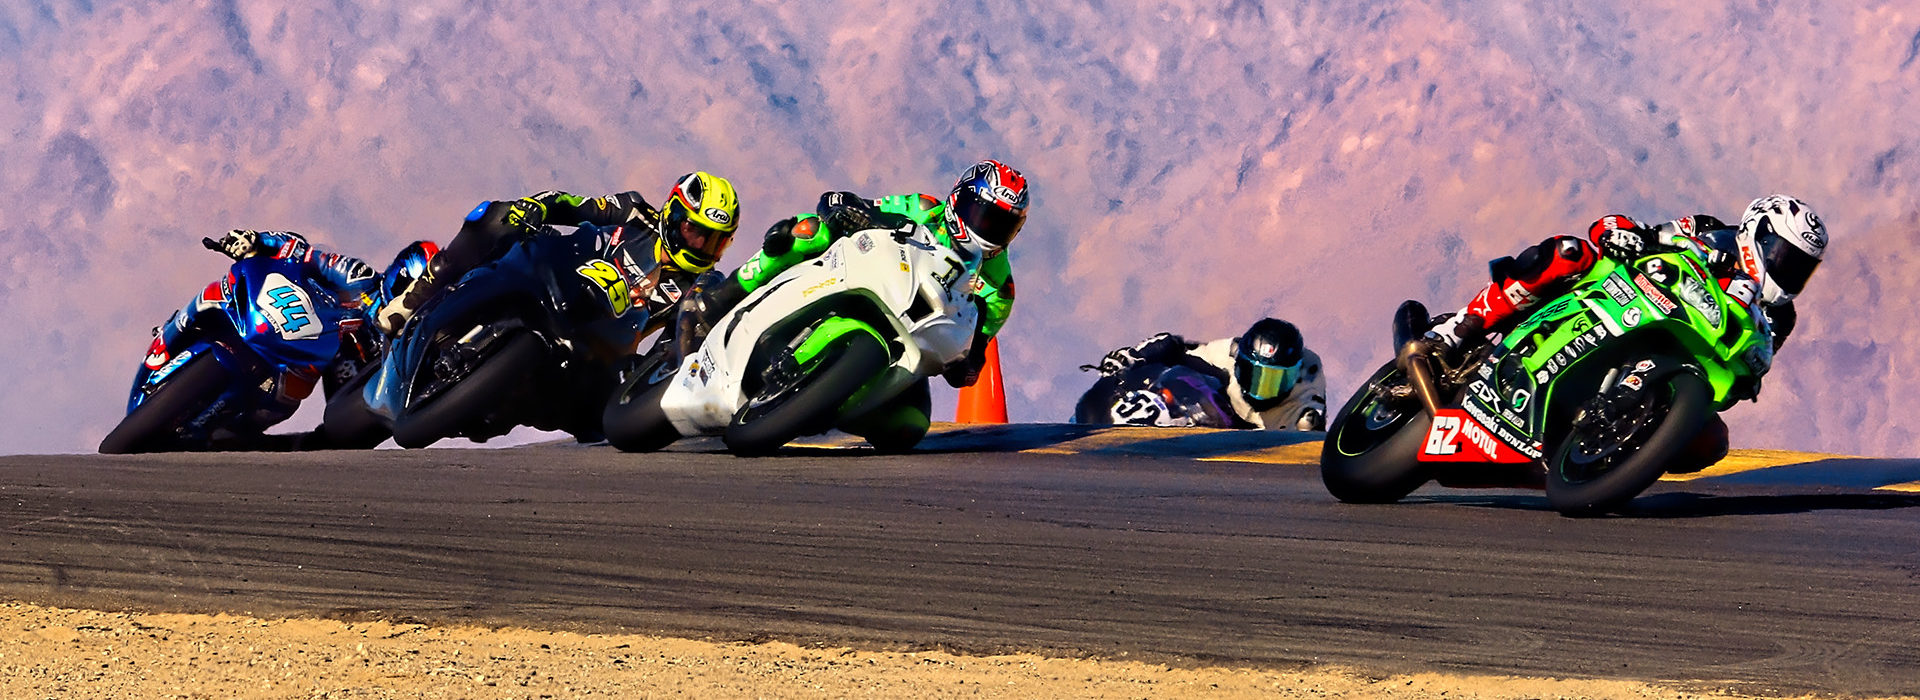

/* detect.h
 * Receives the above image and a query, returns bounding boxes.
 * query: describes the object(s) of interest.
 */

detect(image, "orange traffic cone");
[955,337,1008,424]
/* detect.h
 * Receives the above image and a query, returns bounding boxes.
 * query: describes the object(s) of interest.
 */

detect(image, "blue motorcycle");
[100,238,368,453]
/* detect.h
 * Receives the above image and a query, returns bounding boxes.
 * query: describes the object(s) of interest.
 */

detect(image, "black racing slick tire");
[602,353,682,453]
[723,333,887,457]
[1319,361,1434,504]
[99,356,231,454]
[1546,368,1711,517]
[391,334,545,449]
[320,366,390,450]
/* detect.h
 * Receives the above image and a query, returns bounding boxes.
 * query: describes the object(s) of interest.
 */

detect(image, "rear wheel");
[100,357,231,454]
[1546,364,1710,516]
[723,333,886,457]
[603,352,682,453]
[1319,361,1434,503]
[392,334,545,449]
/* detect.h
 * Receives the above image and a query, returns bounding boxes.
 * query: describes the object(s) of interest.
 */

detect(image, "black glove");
[1296,408,1326,432]
[213,229,261,260]
[1090,332,1191,377]
[817,191,877,234]
[1595,227,1646,261]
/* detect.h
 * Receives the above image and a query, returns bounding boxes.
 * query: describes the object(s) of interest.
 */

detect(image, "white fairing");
[658,223,979,434]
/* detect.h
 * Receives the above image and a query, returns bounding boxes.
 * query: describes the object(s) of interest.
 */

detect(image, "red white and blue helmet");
[944,159,1030,259]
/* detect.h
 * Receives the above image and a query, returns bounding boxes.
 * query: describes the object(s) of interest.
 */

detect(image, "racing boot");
[375,255,451,336]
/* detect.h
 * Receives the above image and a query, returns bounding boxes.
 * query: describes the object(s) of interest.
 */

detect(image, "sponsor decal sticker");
[143,337,170,370]
[1623,307,1642,328]
[1421,408,1535,463]
[149,350,194,385]
[704,207,732,225]
[856,233,873,253]
[1633,274,1678,314]
[1621,374,1645,391]
[1603,276,1638,306]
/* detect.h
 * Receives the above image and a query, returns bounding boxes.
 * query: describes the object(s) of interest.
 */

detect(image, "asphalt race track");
[1,427,1917,696]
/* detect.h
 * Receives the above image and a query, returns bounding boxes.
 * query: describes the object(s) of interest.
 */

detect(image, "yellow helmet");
[659,171,740,272]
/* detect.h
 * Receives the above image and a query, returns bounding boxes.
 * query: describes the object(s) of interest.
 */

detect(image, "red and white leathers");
[1424,213,1764,471]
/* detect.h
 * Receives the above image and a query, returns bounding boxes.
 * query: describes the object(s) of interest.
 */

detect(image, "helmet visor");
[665,206,732,268]
[950,189,1026,247]
[1241,359,1302,402]
[1759,226,1820,296]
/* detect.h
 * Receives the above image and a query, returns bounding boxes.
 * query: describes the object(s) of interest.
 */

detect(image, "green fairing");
[735,193,1016,337]
[1475,252,1768,444]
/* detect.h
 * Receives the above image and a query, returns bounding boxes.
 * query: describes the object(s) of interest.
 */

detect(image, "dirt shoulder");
[0,601,1895,699]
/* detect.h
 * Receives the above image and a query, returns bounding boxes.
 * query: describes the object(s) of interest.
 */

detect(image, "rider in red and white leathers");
[1418,195,1828,468]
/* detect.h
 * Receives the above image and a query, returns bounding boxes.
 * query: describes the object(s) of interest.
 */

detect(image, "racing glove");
[1296,408,1326,432]
[1085,332,1193,377]
[502,198,548,235]
[214,229,261,260]
[817,191,877,235]
[1595,227,1646,261]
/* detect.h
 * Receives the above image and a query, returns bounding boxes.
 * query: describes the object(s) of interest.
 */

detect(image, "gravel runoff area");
[2,601,1910,699]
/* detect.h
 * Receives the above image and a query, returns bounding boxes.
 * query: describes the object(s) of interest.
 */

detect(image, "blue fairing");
[125,256,347,427]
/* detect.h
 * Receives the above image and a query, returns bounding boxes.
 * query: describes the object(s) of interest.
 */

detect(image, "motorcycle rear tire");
[1319,361,1434,504]
[392,333,544,449]
[99,356,230,454]
[320,366,390,449]
[602,354,681,453]
[1546,368,1710,516]
[723,333,886,457]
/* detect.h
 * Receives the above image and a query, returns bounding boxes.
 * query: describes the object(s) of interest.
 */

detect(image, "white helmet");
[1735,194,1826,305]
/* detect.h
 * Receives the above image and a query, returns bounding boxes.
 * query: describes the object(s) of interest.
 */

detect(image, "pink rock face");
[2,2,1913,455]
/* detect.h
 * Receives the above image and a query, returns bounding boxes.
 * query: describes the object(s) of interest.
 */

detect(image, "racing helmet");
[1233,318,1305,411]
[943,159,1030,260]
[1735,194,1826,305]
[660,171,741,273]
[380,240,440,307]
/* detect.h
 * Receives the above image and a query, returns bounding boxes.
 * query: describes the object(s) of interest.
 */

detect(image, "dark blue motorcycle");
[100,238,367,453]
[322,224,655,449]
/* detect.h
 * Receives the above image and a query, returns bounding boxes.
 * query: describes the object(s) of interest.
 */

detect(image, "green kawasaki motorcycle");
[1320,248,1773,516]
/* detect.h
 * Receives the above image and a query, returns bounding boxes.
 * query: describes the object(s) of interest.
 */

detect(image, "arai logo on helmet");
[989,185,1020,203]
[703,207,732,225]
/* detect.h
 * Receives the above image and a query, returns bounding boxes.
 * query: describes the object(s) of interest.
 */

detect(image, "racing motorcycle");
[602,218,979,456]
[1071,362,1240,428]
[322,224,664,448]
[1320,247,1772,515]
[101,238,373,453]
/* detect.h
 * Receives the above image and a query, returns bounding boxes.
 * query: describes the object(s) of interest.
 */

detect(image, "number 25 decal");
[576,260,632,316]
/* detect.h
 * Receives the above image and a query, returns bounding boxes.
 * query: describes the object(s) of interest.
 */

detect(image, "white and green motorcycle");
[603,219,980,456]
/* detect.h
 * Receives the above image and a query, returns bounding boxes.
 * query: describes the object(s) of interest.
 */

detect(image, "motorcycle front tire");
[723,333,886,457]
[602,353,681,453]
[391,333,544,449]
[100,356,230,454]
[320,365,390,450]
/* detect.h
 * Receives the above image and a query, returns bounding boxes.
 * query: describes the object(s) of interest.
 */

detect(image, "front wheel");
[1546,365,1710,516]
[320,365,390,450]
[723,333,887,457]
[1319,361,1434,503]
[391,333,545,449]
[100,356,231,454]
[603,353,682,453]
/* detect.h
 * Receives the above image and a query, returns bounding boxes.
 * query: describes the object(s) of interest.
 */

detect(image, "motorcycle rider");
[1089,318,1328,431]
[1414,194,1827,467]
[681,159,1031,444]
[169,229,380,447]
[375,172,743,337]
